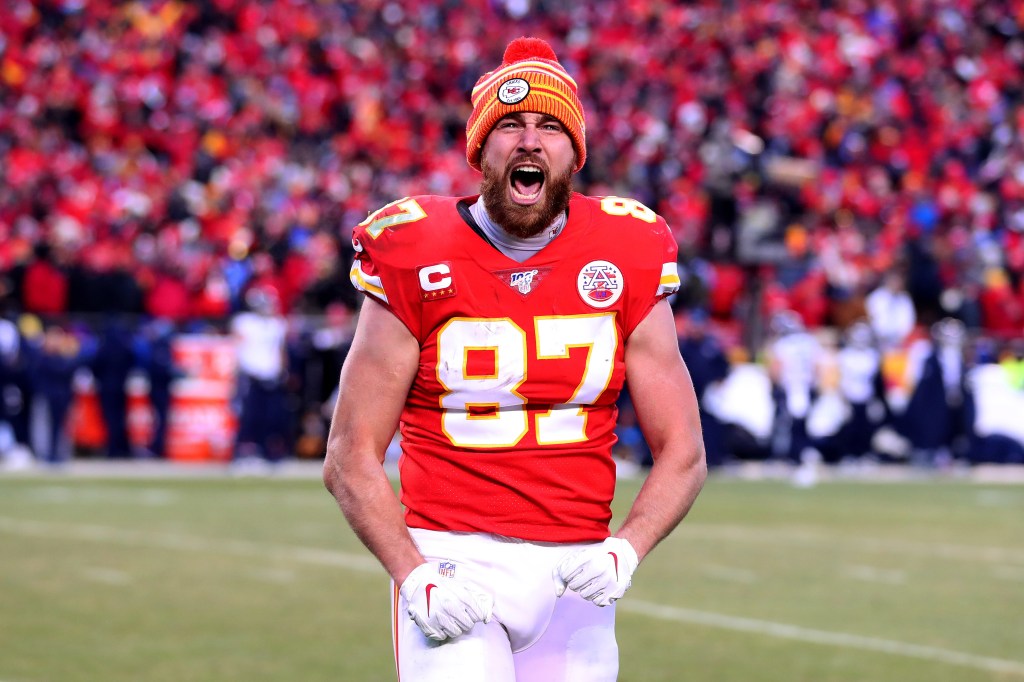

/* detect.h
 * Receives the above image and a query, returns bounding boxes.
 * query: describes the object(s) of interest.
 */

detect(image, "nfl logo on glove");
[438,561,457,578]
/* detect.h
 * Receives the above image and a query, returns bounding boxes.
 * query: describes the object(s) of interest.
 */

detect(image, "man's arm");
[555,299,707,606]
[615,299,707,560]
[323,297,495,640]
[322,296,425,585]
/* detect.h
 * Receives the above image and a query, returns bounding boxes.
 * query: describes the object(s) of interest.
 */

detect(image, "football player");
[324,36,707,681]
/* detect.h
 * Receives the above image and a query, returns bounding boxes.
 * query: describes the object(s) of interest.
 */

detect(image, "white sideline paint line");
[247,567,299,584]
[841,564,907,585]
[5,516,1023,677]
[622,601,1024,677]
[80,566,133,586]
[23,485,178,506]
[683,524,1024,565]
[993,566,1024,582]
[699,563,759,583]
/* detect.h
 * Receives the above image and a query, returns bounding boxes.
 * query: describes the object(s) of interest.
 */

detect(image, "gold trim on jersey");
[658,262,681,296]
[350,260,388,304]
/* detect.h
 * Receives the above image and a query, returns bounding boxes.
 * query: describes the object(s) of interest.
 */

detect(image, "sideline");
[620,601,1024,677]
[2,516,1022,677]
[3,459,1024,483]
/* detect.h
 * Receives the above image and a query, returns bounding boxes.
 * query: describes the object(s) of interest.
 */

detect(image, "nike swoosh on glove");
[554,537,639,607]
[399,563,494,641]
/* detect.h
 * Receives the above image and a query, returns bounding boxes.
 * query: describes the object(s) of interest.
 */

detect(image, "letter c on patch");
[419,263,452,292]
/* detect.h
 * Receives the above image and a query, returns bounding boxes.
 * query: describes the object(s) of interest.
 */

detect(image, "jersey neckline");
[453,193,594,270]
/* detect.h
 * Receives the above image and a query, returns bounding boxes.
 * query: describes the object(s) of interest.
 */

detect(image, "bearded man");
[324,36,707,682]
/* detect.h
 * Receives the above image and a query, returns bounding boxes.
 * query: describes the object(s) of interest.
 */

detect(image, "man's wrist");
[611,533,644,563]
[395,558,429,587]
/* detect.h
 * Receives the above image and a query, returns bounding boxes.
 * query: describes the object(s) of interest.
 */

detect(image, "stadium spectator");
[865,268,917,352]
[6,314,40,453]
[0,314,21,458]
[766,310,824,463]
[899,318,970,467]
[134,318,178,459]
[20,244,67,316]
[231,285,289,466]
[678,309,730,467]
[91,319,135,459]
[28,323,92,465]
[835,321,885,460]
[966,338,1024,464]
[703,344,775,461]
[1002,338,1024,390]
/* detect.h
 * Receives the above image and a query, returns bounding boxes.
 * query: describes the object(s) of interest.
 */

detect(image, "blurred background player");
[231,286,289,468]
[899,318,969,468]
[835,320,885,462]
[766,310,824,464]
[29,323,92,465]
[323,37,706,682]
[677,308,730,468]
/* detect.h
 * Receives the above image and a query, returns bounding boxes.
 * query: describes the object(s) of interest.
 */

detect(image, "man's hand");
[399,563,494,641]
[554,537,639,607]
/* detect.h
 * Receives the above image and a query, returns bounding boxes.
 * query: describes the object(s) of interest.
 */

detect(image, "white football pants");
[391,528,618,682]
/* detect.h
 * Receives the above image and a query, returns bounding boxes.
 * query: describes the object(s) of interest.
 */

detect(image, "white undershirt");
[470,197,566,263]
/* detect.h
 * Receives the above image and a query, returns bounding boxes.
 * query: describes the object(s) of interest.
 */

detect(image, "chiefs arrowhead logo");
[498,78,530,105]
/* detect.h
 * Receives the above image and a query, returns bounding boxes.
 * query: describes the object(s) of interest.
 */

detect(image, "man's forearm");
[324,453,425,585]
[614,448,707,561]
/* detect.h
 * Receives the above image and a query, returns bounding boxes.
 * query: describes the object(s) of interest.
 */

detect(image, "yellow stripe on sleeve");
[350,260,389,305]
[657,262,681,296]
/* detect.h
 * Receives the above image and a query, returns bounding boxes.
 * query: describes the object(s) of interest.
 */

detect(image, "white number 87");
[436,314,619,448]
[600,196,657,223]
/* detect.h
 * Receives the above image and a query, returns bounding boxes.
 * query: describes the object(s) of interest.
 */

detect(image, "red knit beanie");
[465,37,586,173]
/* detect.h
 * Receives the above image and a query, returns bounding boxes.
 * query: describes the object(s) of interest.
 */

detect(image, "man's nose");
[517,124,542,151]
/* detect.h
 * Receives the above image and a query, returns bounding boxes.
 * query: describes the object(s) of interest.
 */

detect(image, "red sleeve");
[620,215,680,336]
[349,198,428,340]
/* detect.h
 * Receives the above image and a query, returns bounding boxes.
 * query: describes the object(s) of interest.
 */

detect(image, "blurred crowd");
[2,0,1024,329]
[1,0,1024,466]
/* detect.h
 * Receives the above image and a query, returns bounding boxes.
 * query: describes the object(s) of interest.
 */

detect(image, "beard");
[480,155,574,239]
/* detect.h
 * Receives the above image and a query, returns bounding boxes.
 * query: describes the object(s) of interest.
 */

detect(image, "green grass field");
[1,469,1022,682]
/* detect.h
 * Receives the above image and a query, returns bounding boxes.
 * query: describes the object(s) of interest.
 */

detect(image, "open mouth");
[509,164,545,205]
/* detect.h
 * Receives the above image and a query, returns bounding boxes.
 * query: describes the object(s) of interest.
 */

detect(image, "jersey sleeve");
[621,214,680,336]
[349,198,428,339]
[655,227,682,299]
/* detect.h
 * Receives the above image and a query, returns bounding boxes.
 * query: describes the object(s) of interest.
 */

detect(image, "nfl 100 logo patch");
[509,269,539,294]
[495,267,550,296]
[438,561,457,578]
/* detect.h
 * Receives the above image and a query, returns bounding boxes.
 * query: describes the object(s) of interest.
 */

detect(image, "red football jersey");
[350,193,680,542]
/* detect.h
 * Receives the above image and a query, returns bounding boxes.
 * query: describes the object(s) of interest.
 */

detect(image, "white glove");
[399,562,494,641]
[554,537,639,607]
